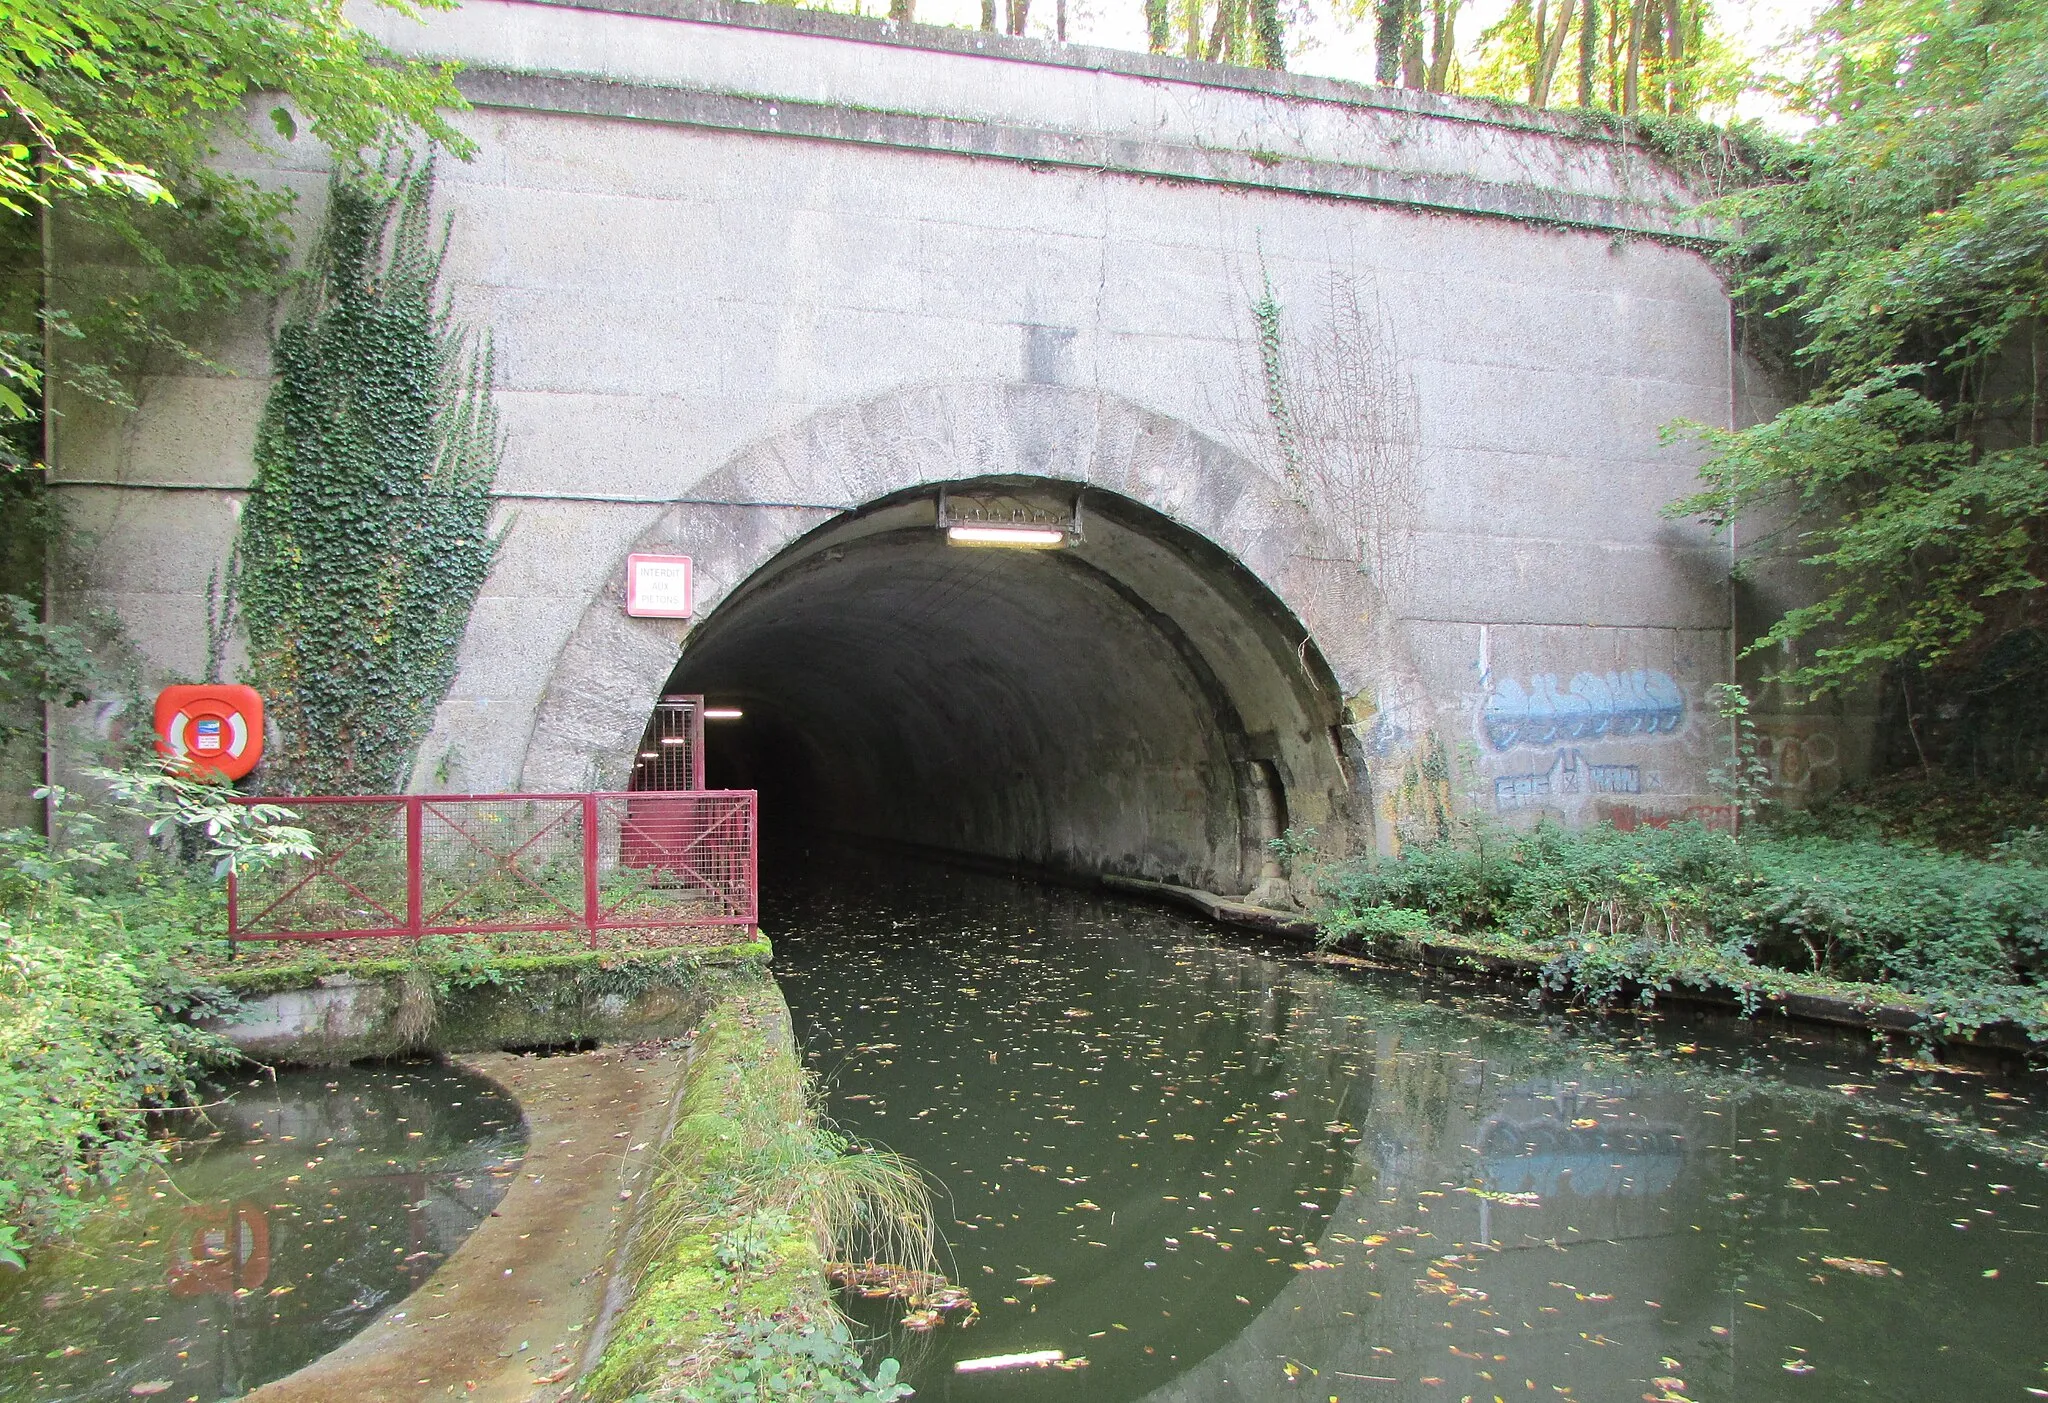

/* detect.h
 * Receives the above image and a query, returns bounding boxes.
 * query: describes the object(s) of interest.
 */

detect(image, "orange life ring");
[166,1201,271,1297]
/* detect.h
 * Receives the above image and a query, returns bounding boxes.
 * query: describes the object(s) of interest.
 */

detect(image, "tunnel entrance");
[649,479,1359,894]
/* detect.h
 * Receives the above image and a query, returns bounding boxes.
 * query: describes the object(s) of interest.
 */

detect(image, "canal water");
[0,1062,523,1402]
[771,854,2048,1403]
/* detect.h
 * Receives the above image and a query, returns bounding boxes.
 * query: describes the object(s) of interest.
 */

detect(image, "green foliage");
[0,591,101,742]
[715,1209,797,1276]
[85,764,314,877]
[0,0,467,440]
[687,1317,910,1403]
[1668,0,2048,696]
[1772,769,2048,855]
[589,988,929,1403]
[238,159,503,794]
[1318,819,2048,1040]
[0,802,246,1267]
[1252,267,1301,494]
[1705,682,1773,821]
[1316,900,1432,949]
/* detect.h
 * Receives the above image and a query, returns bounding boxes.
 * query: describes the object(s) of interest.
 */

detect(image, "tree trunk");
[1204,0,1232,62]
[1577,0,1598,106]
[1146,0,1170,49]
[1401,0,1425,86]
[1529,0,1548,102]
[1253,0,1285,67]
[1374,0,1407,83]
[890,0,915,19]
[1056,0,1067,39]
[982,0,997,30]
[1641,0,1663,111]
[1606,0,1622,107]
[1531,0,1577,106]
[1427,0,1458,91]
[1007,0,1030,35]
[1622,0,1643,114]
[1663,0,1685,111]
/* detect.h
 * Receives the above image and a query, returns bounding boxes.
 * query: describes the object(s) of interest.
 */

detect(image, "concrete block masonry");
[48,0,1834,879]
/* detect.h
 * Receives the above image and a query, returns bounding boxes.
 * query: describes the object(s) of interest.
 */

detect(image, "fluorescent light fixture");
[660,736,688,745]
[639,750,657,758]
[704,707,744,720]
[946,524,1066,549]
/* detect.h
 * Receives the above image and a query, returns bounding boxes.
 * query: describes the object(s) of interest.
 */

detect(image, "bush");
[0,770,310,1266]
[0,827,235,1267]
[1316,820,2048,1040]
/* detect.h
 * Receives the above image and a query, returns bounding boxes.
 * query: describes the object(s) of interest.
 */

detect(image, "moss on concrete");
[205,937,770,998]
[581,982,834,1402]
[202,938,773,1064]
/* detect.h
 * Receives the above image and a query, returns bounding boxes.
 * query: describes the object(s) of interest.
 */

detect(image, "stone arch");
[517,381,1431,880]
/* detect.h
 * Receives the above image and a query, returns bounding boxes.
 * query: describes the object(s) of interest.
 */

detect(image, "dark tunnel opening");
[652,480,1360,894]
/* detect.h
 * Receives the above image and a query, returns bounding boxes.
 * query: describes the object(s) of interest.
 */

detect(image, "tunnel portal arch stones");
[53,0,1754,880]
[518,381,1422,880]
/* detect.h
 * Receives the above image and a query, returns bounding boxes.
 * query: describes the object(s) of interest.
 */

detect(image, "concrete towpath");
[245,1042,690,1403]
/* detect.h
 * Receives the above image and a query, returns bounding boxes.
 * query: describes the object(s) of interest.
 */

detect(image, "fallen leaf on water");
[129,1385,172,1398]
[1821,1256,1892,1278]
[1016,1274,1055,1287]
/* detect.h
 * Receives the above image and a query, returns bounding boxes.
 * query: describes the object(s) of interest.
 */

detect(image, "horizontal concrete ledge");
[517,0,1678,148]
[1101,874,2040,1059]
[1102,873,1322,938]
[456,67,1722,244]
[46,479,850,510]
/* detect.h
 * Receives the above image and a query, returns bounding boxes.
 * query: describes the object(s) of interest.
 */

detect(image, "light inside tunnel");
[704,708,744,720]
[945,524,1067,548]
[649,479,1364,893]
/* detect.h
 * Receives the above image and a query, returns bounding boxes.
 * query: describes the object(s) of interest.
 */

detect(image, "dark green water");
[770,857,2048,1403]
[0,1062,523,1402]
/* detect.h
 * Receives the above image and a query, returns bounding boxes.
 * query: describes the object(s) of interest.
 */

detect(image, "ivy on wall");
[237,158,501,795]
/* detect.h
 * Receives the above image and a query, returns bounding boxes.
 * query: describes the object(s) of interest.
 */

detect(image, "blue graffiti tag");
[1494,749,1643,811]
[1482,670,1684,752]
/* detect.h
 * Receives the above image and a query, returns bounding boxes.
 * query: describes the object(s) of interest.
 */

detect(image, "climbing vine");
[237,157,502,795]
[1251,268,1302,498]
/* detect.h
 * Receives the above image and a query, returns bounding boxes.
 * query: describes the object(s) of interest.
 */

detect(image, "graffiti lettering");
[1494,749,1642,812]
[1484,671,1684,752]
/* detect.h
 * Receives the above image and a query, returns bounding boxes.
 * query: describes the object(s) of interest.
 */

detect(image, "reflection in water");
[1475,1084,1687,1198]
[769,853,2048,1403]
[0,1062,524,1402]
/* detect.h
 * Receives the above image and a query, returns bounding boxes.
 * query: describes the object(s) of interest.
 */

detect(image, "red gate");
[226,791,757,944]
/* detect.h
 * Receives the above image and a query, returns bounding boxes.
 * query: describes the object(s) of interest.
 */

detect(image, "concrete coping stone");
[510,0,1677,147]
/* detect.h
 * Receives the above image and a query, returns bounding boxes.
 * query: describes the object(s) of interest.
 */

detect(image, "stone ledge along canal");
[772,855,2048,1403]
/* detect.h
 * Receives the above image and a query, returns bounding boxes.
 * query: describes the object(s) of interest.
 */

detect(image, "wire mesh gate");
[629,695,705,791]
[226,791,757,944]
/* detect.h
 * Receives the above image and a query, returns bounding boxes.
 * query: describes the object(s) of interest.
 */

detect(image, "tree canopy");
[1670,0,2048,697]
[0,0,468,433]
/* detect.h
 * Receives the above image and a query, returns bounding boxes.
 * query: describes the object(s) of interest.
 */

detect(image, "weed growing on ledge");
[1316,819,2048,1044]
[585,985,934,1402]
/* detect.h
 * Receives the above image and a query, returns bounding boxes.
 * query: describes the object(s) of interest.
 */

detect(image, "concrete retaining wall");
[50,0,1788,875]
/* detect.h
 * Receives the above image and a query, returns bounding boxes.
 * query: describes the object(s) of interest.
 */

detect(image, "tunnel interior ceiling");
[667,486,1355,891]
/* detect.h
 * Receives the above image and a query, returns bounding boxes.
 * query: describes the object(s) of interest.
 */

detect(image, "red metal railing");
[226,791,758,943]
